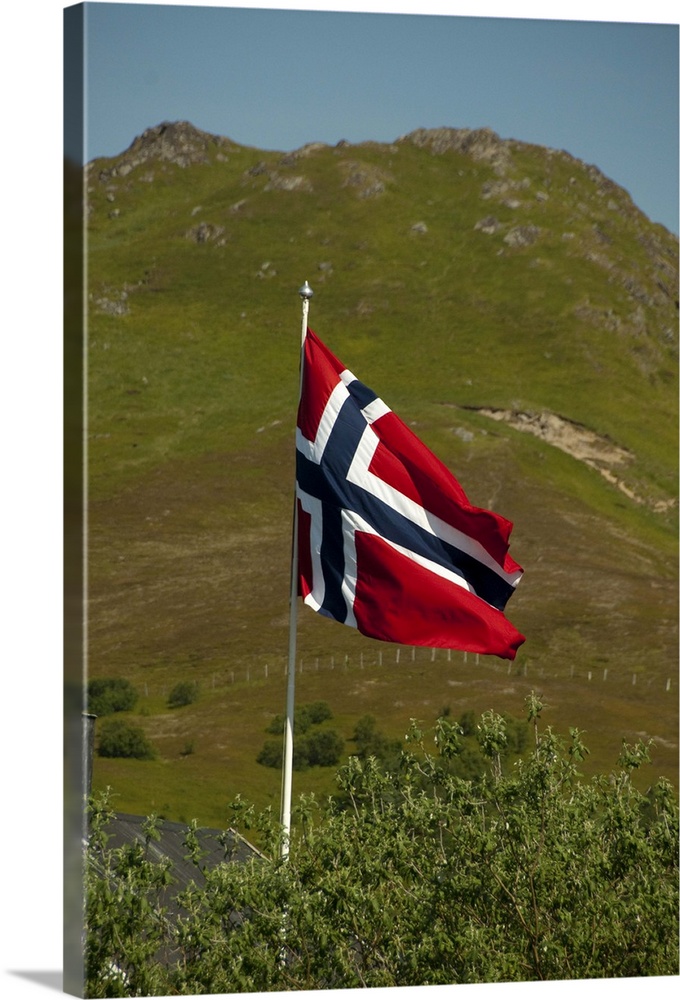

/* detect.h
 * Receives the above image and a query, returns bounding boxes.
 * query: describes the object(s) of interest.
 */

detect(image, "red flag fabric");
[296,329,525,660]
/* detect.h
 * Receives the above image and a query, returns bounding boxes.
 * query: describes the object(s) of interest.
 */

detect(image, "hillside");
[81,121,678,825]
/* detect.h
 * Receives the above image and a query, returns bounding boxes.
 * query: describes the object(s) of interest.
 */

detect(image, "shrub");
[88,677,138,716]
[305,729,344,767]
[306,701,333,725]
[167,680,199,708]
[257,730,343,770]
[256,739,312,771]
[458,709,477,736]
[98,719,156,760]
[352,714,402,762]
[256,741,283,769]
[265,714,286,735]
[265,702,333,735]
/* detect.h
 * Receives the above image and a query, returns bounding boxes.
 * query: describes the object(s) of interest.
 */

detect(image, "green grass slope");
[82,122,678,825]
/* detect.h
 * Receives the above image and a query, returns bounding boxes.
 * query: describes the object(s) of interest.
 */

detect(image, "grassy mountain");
[81,121,678,826]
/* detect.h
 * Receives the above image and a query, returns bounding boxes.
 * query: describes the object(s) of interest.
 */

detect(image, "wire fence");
[140,644,675,700]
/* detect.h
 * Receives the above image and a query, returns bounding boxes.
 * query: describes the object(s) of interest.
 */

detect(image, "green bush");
[352,714,402,762]
[256,740,283,769]
[265,714,287,735]
[305,729,344,767]
[87,677,138,716]
[257,729,343,771]
[457,709,477,736]
[167,680,199,708]
[266,701,333,735]
[305,701,333,725]
[256,738,310,771]
[86,698,679,996]
[97,719,156,760]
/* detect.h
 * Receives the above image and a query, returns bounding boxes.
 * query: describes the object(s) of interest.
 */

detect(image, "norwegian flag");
[296,329,525,660]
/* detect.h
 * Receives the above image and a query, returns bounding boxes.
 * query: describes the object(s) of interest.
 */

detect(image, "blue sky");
[80,1,678,234]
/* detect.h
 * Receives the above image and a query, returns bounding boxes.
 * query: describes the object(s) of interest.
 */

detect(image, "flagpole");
[281,280,313,860]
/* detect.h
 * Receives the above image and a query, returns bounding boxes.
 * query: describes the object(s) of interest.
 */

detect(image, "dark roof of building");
[103,813,263,895]
[96,814,265,968]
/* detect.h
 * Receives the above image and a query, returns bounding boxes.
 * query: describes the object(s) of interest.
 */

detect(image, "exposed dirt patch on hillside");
[474,407,631,466]
[463,407,675,513]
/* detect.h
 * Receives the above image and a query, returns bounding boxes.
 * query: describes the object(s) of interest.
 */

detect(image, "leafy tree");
[88,677,138,716]
[167,680,199,708]
[97,719,156,760]
[430,709,529,783]
[85,793,173,997]
[85,697,679,996]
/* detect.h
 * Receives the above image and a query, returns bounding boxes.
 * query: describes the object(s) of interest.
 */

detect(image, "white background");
[1,2,677,998]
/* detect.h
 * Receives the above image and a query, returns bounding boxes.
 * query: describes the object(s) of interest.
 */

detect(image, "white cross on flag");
[295,329,525,660]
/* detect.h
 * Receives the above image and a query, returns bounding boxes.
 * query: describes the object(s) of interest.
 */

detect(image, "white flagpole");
[280,280,313,860]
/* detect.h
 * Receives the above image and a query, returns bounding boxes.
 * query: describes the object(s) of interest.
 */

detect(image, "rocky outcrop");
[339,160,391,198]
[263,172,313,193]
[397,126,513,174]
[244,159,313,192]
[185,221,226,245]
[97,121,233,181]
[474,216,502,235]
[503,224,541,248]
[279,142,329,165]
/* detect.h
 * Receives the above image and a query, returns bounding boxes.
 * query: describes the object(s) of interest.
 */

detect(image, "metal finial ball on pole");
[298,282,313,349]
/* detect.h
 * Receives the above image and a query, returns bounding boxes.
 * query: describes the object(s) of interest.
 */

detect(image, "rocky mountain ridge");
[88,120,678,399]
[91,119,677,266]
[92,119,666,231]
